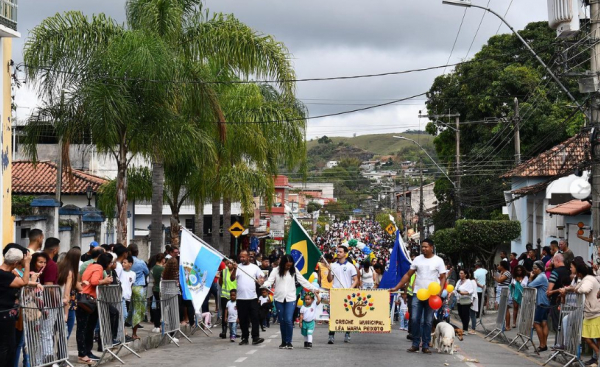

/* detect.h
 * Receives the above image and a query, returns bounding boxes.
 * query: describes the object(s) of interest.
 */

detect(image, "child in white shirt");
[119,256,136,321]
[398,293,409,330]
[224,290,239,342]
[299,292,321,349]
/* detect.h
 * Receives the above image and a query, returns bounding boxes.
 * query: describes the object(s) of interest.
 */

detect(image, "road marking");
[269,335,278,338]
[234,357,247,363]
[264,338,272,343]
[246,350,257,355]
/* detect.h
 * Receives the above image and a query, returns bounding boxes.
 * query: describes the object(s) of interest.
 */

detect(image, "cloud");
[14,0,551,138]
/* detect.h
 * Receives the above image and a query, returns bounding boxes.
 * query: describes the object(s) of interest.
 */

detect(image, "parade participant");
[398,292,409,331]
[299,292,321,349]
[326,245,358,344]
[258,288,272,331]
[390,238,446,354]
[262,254,319,349]
[528,261,549,352]
[219,260,237,339]
[359,259,376,289]
[224,290,239,342]
[317,253,334,290]
[230,250,265,346]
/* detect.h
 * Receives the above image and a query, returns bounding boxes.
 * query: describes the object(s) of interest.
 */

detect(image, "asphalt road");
[102,322,558,367]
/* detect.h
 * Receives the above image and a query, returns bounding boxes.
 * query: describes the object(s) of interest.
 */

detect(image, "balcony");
[0,0,17,32]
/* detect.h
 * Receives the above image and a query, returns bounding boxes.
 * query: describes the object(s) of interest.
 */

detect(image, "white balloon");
[357,243,366,250]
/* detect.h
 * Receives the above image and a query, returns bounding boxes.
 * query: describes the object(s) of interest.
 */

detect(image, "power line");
[443,7,468,74]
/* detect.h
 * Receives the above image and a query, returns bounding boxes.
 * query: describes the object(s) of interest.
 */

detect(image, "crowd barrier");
[97,285,141,365]
[508,287,538,353]
[485,287,509,343]
[21,285,73,367]
[160,280,192,346]
[544,293,585,367]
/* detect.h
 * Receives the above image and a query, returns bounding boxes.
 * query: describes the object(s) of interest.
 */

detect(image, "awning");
[546,200,591,216]
[546,171,590,199]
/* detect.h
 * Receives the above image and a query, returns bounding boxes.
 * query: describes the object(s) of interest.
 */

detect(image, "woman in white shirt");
[262,254,319,350]
[359,259,376,289]
[454,269,475,333]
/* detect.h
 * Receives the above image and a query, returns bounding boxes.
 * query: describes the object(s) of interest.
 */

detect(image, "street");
[103,323,547,367]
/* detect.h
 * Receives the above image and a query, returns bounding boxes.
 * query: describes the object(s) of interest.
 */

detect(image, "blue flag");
[379,231,412,289]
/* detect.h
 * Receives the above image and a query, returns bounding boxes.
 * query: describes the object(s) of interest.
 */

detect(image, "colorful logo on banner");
[329,289,391,333]
[343,292,375,318]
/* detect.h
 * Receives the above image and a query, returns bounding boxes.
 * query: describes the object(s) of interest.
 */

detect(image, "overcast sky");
[14,0,549,138]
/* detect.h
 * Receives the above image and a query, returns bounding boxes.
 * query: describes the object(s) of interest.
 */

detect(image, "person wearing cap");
[81,241,99,262]
[0,248,31,367]
[528,260,550,351]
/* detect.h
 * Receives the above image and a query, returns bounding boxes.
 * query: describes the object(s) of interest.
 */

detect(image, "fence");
[508,288,538,353]
[97,285,140,365]
[21,285,73,367]
[160,280,192,346]
[485,287,509,343]
[544,293,585,367]
[475,285,487,332]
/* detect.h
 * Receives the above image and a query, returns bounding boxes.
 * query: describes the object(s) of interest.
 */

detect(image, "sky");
[13,0,550,138]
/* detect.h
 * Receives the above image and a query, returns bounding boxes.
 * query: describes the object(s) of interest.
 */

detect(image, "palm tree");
[125,0,298,254]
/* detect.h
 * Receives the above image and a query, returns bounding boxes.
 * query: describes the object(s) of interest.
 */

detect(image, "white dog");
[433,322,456,355]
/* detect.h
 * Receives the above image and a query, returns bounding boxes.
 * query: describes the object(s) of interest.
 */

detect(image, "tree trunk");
[116,146,128,244]
[150,158,165,257]
[223,197,232,256]
[170,215,180,247]
[211,197,221,252]
[194,201,204,240]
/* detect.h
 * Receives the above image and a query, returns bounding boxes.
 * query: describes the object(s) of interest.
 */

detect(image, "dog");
[432,322,460,354]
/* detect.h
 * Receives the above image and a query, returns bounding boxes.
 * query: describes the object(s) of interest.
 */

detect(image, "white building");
[326,160,339,169]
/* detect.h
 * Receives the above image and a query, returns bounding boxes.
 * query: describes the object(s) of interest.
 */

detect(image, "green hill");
[306,132,434,157]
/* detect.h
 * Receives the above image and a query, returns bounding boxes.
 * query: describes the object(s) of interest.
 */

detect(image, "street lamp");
[442,0,582,112]
[86,185,93,207]
[393,136,457,188]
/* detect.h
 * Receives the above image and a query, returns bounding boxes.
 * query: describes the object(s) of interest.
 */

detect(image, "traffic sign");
[229,221,245,238]
[385,223,396,236]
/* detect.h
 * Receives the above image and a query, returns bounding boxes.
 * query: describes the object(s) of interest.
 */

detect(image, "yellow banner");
[329,289,391,333]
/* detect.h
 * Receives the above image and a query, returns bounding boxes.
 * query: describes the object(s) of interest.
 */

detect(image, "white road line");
[258,344,266,348]
[269,335,278,338]
[264,338,272,343]
[246,350,257,355]
[234,357,247,363]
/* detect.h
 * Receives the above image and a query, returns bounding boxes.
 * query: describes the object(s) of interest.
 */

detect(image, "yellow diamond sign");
[385,223,396,236]
[229,221,245,238]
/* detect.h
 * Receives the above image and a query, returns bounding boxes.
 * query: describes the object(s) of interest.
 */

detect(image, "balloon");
[429,295,443,310]
[428,282,441,295]
[441,289,448,298]
[446,284,455,293]
[404,312,410,320]
[297,299,303,307]
[416,288,430,301]
[357,243,366,250]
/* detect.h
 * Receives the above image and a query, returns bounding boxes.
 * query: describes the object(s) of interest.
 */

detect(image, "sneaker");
[152,327,161,333]
[125,335,134,343]
[136,324,144,329]
[584,358,597,366]
[407,334,414,340]
[286,343,293,350]
[279,343,287,349]
[230,338,235,343]
[344,333,350,343]
[239,339,249,346]
[112,339,121,346]
[421,348,432,354]
[220,332,226,339]
[252,338,264,345]
[86,353,100,361]
[308,342,312,349]
[328,336,334,345]
[170,337,180,344]
[406,346,419,353]
[304,342,308,348]
[261,327,266,332]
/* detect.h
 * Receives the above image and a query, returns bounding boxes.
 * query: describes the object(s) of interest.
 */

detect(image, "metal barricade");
[475,285,488,332]
[160,280,192,346]
[21,285,73,367]
[97,285,141,364]
[485,287,509,343]
[544,293,585,367]
[508,288,538,353]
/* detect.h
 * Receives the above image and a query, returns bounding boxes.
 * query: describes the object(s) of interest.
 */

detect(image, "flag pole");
[181,227,273,293]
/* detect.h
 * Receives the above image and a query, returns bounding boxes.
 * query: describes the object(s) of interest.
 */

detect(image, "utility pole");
[592,0,600,250]
[455,115,461,219]
[419,159,424,241]
[514,97,521,164]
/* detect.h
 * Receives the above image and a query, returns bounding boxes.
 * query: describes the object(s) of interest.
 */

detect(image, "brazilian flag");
[286,217,322,281]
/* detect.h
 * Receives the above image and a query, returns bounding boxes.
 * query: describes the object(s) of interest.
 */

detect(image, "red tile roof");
[502,133,589,178]
[13,161,108,195]
[546,200,591,216]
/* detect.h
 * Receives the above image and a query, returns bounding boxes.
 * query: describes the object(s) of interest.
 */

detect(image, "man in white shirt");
[230,250,264,346]
[473,262,488,318]
[391,238,446,354]
[326,245,358,344]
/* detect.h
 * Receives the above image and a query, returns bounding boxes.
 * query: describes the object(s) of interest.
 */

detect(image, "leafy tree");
[318,135,332,144]
[425,22,587,228]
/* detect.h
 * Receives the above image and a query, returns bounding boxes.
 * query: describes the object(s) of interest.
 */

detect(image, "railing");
[0,0,16,31]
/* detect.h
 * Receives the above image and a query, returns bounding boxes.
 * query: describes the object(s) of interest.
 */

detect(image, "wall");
[1,38,11,246]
